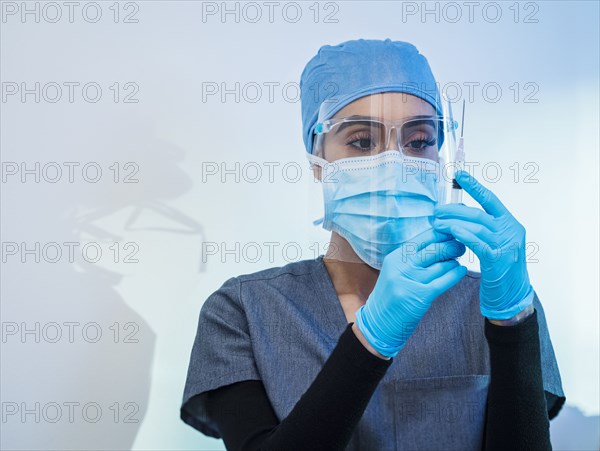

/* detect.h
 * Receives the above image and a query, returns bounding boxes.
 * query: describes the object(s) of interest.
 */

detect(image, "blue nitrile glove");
[432,170,535,321]
[354,228,467,358]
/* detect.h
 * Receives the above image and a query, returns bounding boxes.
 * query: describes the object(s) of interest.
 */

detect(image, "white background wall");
[1,1,598,450]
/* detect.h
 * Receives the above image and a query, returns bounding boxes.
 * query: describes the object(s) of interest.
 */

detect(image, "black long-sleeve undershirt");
[184,309,563,451]
[482,308,553,450]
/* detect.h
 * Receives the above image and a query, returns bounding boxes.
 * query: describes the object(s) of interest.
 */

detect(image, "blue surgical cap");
[300,38,442,154]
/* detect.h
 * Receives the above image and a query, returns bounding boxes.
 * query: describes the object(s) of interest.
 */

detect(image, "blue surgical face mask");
[308,150,444,270]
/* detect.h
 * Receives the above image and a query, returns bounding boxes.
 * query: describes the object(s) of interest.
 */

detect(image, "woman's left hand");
[432,170,535,321]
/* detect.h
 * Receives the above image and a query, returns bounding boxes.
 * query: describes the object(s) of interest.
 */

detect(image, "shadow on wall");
[550,405,600,450]
[1,116,204,450]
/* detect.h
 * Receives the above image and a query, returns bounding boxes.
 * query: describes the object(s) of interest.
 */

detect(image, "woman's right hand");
[354,228,467,358]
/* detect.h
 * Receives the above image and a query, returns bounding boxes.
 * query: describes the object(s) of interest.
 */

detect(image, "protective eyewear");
[314,115,456,161]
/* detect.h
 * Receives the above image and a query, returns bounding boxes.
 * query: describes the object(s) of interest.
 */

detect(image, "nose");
[384,126,401,152]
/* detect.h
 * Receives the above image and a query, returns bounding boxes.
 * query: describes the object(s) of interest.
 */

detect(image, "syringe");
[451,100,466,204]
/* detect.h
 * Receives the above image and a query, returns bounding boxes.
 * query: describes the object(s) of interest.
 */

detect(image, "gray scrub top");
[181,256,565,450]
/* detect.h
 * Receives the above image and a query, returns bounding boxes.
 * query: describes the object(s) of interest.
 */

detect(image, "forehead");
[332,92,435,120]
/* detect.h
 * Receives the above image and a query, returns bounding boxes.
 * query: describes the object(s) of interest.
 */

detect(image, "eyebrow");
[332,115,437,135]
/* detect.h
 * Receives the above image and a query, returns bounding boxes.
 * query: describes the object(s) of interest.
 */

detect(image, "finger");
[413,239,466,268]
[455,170,509,218]
[395,227,453,256]
[427,264,468,296]
[419,259,461,284]
[432,219,489,259]
[433,203,498,233]
[432,217,497,246]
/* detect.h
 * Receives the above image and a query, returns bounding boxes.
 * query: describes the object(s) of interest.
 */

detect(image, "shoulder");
[233,257,322,284]
[203,258,323,311]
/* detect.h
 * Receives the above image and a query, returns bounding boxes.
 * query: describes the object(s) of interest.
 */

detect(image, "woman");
[181,39,565,450]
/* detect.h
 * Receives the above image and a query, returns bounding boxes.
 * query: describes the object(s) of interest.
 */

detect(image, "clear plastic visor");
[312,93,458,164]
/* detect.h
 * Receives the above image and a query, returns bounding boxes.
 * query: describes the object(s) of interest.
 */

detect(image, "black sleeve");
[202,322,392,451]
[545,390,565,421]
[483,308,553,450]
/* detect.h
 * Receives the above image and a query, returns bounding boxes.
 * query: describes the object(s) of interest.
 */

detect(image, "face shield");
[307,93,461,206]
[438,98,465,205]
[306,93,464,268]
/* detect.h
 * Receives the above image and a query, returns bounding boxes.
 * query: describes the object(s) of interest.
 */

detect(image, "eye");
[346,131,378,151]
[403,132,437,152]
